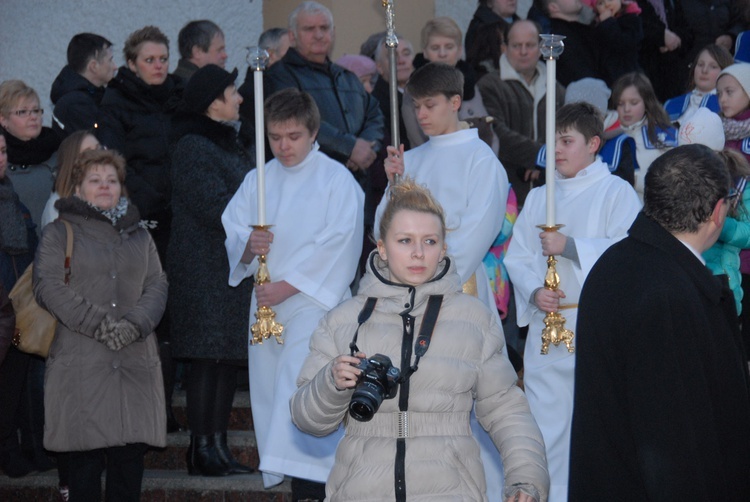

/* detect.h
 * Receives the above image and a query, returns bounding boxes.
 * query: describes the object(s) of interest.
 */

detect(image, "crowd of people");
[2,0,750,501]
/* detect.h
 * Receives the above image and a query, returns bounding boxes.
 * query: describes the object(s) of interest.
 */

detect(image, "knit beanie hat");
[182,64,238,114]
[718,63,750,102]
[678,108,725,151]
[565,78,611,116]
[335,54,377,79]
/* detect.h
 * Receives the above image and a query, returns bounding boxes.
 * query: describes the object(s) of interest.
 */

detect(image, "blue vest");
[663,93,719,122]
[535,134,640,173]
[742,137,750,156]
[642,125,679,150]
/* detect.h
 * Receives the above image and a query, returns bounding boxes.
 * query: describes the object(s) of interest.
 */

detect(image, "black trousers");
[66,443,148,502]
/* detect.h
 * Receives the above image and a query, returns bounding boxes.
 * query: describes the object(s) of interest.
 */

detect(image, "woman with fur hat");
[168,64,254,476]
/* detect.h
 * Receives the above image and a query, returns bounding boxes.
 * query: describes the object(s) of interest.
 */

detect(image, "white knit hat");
[565,78,611,116]
[718,62,750,100]
[678,108,725,151]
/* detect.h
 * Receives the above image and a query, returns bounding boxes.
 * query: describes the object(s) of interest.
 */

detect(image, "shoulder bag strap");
[61,220,73,285]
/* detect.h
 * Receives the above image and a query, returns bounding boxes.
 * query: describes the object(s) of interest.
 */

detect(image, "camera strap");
[398,294,443,382]
[348,297,378,356]
[348,294,443,373]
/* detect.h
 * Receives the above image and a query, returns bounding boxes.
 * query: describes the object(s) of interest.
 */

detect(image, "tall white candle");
[545,58,556,227]
[539,34,565,227]
[251,52,267,225]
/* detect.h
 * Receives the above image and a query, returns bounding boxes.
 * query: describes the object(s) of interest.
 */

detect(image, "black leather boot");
[186,434,230,476]
[0,439,34,478]
[213,432,253,475]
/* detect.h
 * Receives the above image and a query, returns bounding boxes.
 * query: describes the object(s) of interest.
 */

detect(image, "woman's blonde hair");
[421,17,463,50]
[123,26,169,63]
[0,80,39,118]
[378,177,447,240]
[55,130,97,197]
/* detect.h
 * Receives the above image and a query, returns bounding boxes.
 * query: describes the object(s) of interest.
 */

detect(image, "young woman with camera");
[290,179,549,502]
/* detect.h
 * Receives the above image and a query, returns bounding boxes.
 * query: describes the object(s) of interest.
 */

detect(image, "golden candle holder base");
[250,225,284,345]
[536,224,575,355]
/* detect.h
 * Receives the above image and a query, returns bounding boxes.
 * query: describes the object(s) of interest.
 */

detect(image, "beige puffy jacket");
[291,252,549,501]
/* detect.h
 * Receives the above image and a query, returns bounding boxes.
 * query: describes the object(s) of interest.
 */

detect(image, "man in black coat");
[50,33,117,139]
[569,144,750,500]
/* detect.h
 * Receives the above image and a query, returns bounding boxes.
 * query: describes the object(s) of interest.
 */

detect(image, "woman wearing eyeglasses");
[0,80,61,237]
[0,80,60,479]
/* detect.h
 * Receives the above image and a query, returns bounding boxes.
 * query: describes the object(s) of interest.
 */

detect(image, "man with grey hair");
[570,144,750,500]
[174,20,227,82]
[258,27,290,66]
[239,1,384,185]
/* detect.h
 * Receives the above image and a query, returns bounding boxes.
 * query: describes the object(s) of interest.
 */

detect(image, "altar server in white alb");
[376,61,509,502]
[222,88,364,496]
[504,102,641,502]
[376,61,508,317]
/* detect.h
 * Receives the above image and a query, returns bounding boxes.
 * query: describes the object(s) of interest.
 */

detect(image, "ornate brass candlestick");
[250,224,284,345]
[536,225,574,355]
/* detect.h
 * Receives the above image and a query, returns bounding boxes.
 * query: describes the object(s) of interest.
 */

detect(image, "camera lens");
[349,382,384,422]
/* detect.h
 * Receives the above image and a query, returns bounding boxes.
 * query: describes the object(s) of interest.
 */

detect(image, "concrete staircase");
[0,390,293,501]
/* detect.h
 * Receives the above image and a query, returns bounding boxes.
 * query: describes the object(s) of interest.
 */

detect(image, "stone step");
[146,431,259,471]
[171,390,254,431]
[0,469,292,501]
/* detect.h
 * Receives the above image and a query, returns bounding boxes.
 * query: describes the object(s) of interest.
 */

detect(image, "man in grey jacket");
[239,1,384,186]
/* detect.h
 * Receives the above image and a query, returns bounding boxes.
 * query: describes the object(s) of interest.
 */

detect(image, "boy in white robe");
[222,88,364,494]
[504,102,641,502]
[375,61,509,502]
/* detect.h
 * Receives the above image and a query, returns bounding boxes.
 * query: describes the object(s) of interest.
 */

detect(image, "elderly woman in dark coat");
[34,149,168,501]
[168,64,253,477]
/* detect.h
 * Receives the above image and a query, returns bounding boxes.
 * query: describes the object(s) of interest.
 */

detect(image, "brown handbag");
[9,220,73,358]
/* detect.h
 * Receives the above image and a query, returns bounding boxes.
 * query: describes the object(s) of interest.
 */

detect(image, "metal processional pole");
[383,0,401,185]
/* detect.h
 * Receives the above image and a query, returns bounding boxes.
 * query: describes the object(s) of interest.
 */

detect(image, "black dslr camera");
[348,354,401,422]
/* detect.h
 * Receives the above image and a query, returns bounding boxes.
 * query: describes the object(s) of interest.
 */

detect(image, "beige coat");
[291,253,549,501]
[34,196,167,452]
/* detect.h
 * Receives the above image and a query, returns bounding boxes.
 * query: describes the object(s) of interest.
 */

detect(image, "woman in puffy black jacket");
[98,25,183,256]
